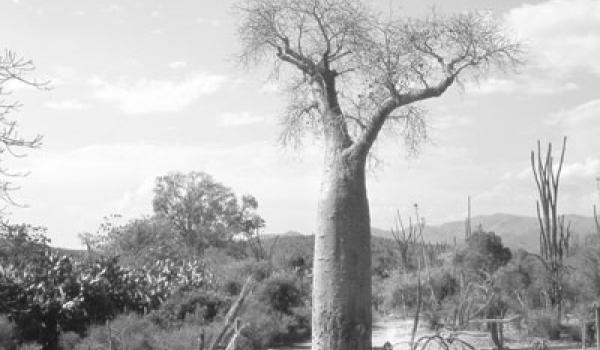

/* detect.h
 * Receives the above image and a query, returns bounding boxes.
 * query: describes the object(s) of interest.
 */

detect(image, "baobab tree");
[0,50,45,205]
[235,1,522,349]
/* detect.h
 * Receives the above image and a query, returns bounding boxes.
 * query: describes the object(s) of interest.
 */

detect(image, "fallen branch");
[209,276,255,350]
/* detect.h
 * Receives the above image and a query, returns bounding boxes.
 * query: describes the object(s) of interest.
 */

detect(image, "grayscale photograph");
[0,1,599,350]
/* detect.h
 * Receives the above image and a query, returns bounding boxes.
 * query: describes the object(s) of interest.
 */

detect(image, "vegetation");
[1,2,599,350]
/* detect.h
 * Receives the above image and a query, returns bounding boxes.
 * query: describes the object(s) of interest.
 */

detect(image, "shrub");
[73,314,159,350]
[256,276,302,314]
[149,290,230,328]
[0,315,17,350]
[58,332,81,350]
[16,344,42,350]
[527,311,561,340]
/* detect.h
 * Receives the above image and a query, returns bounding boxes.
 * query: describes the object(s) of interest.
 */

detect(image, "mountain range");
[371,213,599,252]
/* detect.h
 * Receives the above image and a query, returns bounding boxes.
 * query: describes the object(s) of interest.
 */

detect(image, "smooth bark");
[312,140,371,350]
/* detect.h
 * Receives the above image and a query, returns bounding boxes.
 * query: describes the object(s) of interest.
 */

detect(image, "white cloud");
[89,73,227,114]
[103,4,123,14]
[505,0,600,75]
[218,112,271,127]
[549,99,600,126]
[197,17,221,26]
[430,114,470,131]
[562,158,600,180]
[167,61,187,69]
[13,141,322,247]
[466,76,578,96]
[45,99,91,111]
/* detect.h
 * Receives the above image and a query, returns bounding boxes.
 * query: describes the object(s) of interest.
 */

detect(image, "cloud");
[218,112,271,127]
[167,61,187,69]
[197,17,221,26]
[549,99,600,126]
[45,99,91,111]
[430,114,470,131]
[562,158,600,180]
[89,73,227,114]
[13,141,322,247]
[505,0,600,75]
[465,76,578,96]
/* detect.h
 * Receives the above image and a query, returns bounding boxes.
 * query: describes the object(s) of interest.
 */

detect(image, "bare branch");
[0,50,46,205]
[236,1,522,160]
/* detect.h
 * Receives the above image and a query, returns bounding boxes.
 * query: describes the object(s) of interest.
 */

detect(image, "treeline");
[0,171,311,350]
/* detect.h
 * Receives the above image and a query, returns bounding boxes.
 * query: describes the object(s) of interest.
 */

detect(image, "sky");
[1,0,599,248]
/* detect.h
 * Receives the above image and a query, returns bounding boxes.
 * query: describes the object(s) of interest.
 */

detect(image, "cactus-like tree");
[531,136,571,325]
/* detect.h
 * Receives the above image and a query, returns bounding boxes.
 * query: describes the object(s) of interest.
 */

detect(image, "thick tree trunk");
[312,147,372,350]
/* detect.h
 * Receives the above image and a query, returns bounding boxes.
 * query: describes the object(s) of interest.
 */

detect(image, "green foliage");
[0,223,211,349]
[57,332,81,350]
[152,171,264,254]
[149,290,230,328]
[240,298,310,349]
[457,230,512,277]
[0,315,17,350]
[526,310,561,340]
[256,275,303,314]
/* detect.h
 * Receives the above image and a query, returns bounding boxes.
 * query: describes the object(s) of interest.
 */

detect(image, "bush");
[527,311,561,340]
[240,302,301,349]
[58,332,81,350]
[149,290,230,328]
[256,275,302,314]
[16,344,42,350]
[73,314,159,350]
[0,315,17,350]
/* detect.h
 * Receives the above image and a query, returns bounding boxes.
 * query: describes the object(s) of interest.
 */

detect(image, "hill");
[372,213,598,252]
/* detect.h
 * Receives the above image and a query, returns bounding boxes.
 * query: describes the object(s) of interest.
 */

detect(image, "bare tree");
[531,137,571,326]
[234,1,522,348]
[0,50,45,205]
[391,205,427,350]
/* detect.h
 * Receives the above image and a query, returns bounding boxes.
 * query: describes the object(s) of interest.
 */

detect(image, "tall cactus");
[531,136,571,325]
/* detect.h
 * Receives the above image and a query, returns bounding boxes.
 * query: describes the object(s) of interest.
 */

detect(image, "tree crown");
[236,0,522,156]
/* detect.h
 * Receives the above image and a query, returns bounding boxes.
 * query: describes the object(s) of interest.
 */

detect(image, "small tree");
[391,205,425,350]
[0,50,46,205]
[531,136,571,325]
[152,171,264,255]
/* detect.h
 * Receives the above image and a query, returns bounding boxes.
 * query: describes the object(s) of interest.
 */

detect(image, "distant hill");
[372,213,599,252]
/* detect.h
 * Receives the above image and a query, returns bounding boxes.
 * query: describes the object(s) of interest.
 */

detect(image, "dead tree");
[209,276,254,350]
[531,136,571,325]
[0,50,46,205]
[391,204,432,350]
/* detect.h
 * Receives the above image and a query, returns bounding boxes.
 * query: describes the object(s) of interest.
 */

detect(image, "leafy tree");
[80,215,182,267]
[234,1,522,348]
[152,171,263,254]
[457,229,512,278]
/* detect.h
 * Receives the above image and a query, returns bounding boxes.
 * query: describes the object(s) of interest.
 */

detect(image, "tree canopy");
[236,0,522,154]
[152,171,264,254]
